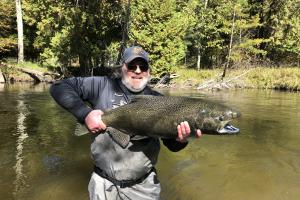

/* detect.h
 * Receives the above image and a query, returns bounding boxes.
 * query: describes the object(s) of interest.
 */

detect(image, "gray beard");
[121,76,150,92]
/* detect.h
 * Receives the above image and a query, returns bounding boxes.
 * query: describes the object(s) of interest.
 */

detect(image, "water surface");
[0,83,299,200]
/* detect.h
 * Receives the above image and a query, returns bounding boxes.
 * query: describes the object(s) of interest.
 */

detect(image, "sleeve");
[49,77,105,123]
[162,139,188,152]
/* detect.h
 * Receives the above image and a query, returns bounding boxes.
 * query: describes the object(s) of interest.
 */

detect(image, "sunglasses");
[127,64,149,72]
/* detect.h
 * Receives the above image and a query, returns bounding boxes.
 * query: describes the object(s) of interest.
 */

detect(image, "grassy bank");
[1,59,55,82]
[170,66,300,91]
[2,58,299,91]
[4,58,48,72]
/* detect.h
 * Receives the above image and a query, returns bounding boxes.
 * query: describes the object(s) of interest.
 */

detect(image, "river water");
[0,83,299,200]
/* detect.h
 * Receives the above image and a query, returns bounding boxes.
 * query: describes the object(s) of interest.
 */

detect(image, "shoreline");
[1,61,299,92]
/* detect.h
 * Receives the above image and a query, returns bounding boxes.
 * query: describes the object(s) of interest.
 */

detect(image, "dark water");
[0,83,300,200]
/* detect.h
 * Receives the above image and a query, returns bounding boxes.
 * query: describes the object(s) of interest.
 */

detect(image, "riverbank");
[0,60,60,83]
[1,60,299,91]
[161,66,300,92]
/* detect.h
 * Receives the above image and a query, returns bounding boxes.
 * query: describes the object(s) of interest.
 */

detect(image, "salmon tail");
[74,123,89,136]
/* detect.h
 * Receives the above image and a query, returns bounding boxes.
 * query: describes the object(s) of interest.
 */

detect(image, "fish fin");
[107,127,131,148]
[74,123,90,136]
[74,123,131,147]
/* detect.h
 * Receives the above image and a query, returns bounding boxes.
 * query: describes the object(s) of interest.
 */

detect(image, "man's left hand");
[177,121,202,143]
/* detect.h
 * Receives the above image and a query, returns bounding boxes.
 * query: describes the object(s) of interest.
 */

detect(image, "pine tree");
[130,0,192,74]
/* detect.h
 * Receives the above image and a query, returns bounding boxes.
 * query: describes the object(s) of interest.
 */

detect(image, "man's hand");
[177,121,202,143]
[85,110,107,134]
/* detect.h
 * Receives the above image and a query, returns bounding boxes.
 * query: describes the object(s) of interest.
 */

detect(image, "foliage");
[0,0,299,76]
[22,0,123,75]
[185,0,228,68]
[0,0,17,56]
[130,0,192,75]
[248,0,300,65]
[268,0,300,65]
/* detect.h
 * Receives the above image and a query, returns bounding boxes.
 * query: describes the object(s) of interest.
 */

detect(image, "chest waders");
[93,79,156,188]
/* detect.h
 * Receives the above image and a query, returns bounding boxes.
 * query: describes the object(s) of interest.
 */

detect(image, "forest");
[0,0,299,77]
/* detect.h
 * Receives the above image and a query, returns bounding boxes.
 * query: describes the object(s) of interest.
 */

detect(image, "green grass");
[172,66,222,84]
[5,58,47,72]
[3,58,300,91]
[245,67,300,91]
[171,66,300,91]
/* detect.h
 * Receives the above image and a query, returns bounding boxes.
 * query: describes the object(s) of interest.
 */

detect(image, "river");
[0,83,299,200]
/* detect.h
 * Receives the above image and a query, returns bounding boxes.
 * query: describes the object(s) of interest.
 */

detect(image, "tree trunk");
[116,0,131,65]
[222,6,236,80]
[196,0,208,70]
[79,54,90,76]
[196,47,201,70]
[16,0,24,63]
[0,71,5,83]
[204,0,208,8]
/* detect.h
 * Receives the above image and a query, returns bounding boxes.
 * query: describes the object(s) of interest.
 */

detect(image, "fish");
[75,95,241,148]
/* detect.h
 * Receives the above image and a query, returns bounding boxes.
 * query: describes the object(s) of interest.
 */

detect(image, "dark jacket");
[50,76,187,180]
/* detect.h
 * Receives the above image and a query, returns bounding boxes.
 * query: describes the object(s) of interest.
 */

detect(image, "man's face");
[121,58,150,92]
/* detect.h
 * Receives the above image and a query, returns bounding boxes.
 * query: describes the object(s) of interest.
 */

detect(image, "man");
[50,46,201,200]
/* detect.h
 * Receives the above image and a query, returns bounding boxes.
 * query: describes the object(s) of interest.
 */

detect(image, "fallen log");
[15,67,61,83]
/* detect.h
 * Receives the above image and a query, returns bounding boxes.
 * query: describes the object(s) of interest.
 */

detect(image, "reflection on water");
[0,83,92,200]
[0,83,300,200]
[14,96,29,198]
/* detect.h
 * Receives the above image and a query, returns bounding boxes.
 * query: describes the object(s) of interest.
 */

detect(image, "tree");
[193,0,208,70]
[130,0,192,75]
[185,0,236,69]
[247,0,300,65]
[23,0,123,75]
[16,0,24,62]
[2,0,298,72]
[228,0,268,66]
[0,0,17,58]
[266,0,300,65]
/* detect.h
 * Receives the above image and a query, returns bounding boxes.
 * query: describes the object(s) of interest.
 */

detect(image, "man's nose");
[134,65,142,73]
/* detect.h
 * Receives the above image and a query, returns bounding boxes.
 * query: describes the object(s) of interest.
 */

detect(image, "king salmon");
[75,95,240,147]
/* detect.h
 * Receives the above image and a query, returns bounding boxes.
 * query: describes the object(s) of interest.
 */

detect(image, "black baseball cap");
[122,46,149,64]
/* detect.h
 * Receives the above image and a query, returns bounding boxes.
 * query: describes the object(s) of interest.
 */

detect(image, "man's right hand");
[85,110,107,134]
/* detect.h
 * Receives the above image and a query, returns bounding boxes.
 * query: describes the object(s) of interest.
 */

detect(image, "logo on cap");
[133,47,144,56]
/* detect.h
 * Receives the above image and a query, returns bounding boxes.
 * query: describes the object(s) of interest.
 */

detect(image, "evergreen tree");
[247,0,300,65]
[23,0,123,75]
[130,0,192,75]
[1,0,299,71]
[267,0,300,65]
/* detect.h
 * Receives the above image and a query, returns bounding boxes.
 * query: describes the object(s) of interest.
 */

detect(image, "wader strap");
[94,166,156,188]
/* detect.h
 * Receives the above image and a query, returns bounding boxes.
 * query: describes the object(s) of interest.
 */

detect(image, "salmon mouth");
[218,124,240,134]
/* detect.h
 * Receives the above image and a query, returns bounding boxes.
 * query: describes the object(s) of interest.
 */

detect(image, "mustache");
[122,76,150,92]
